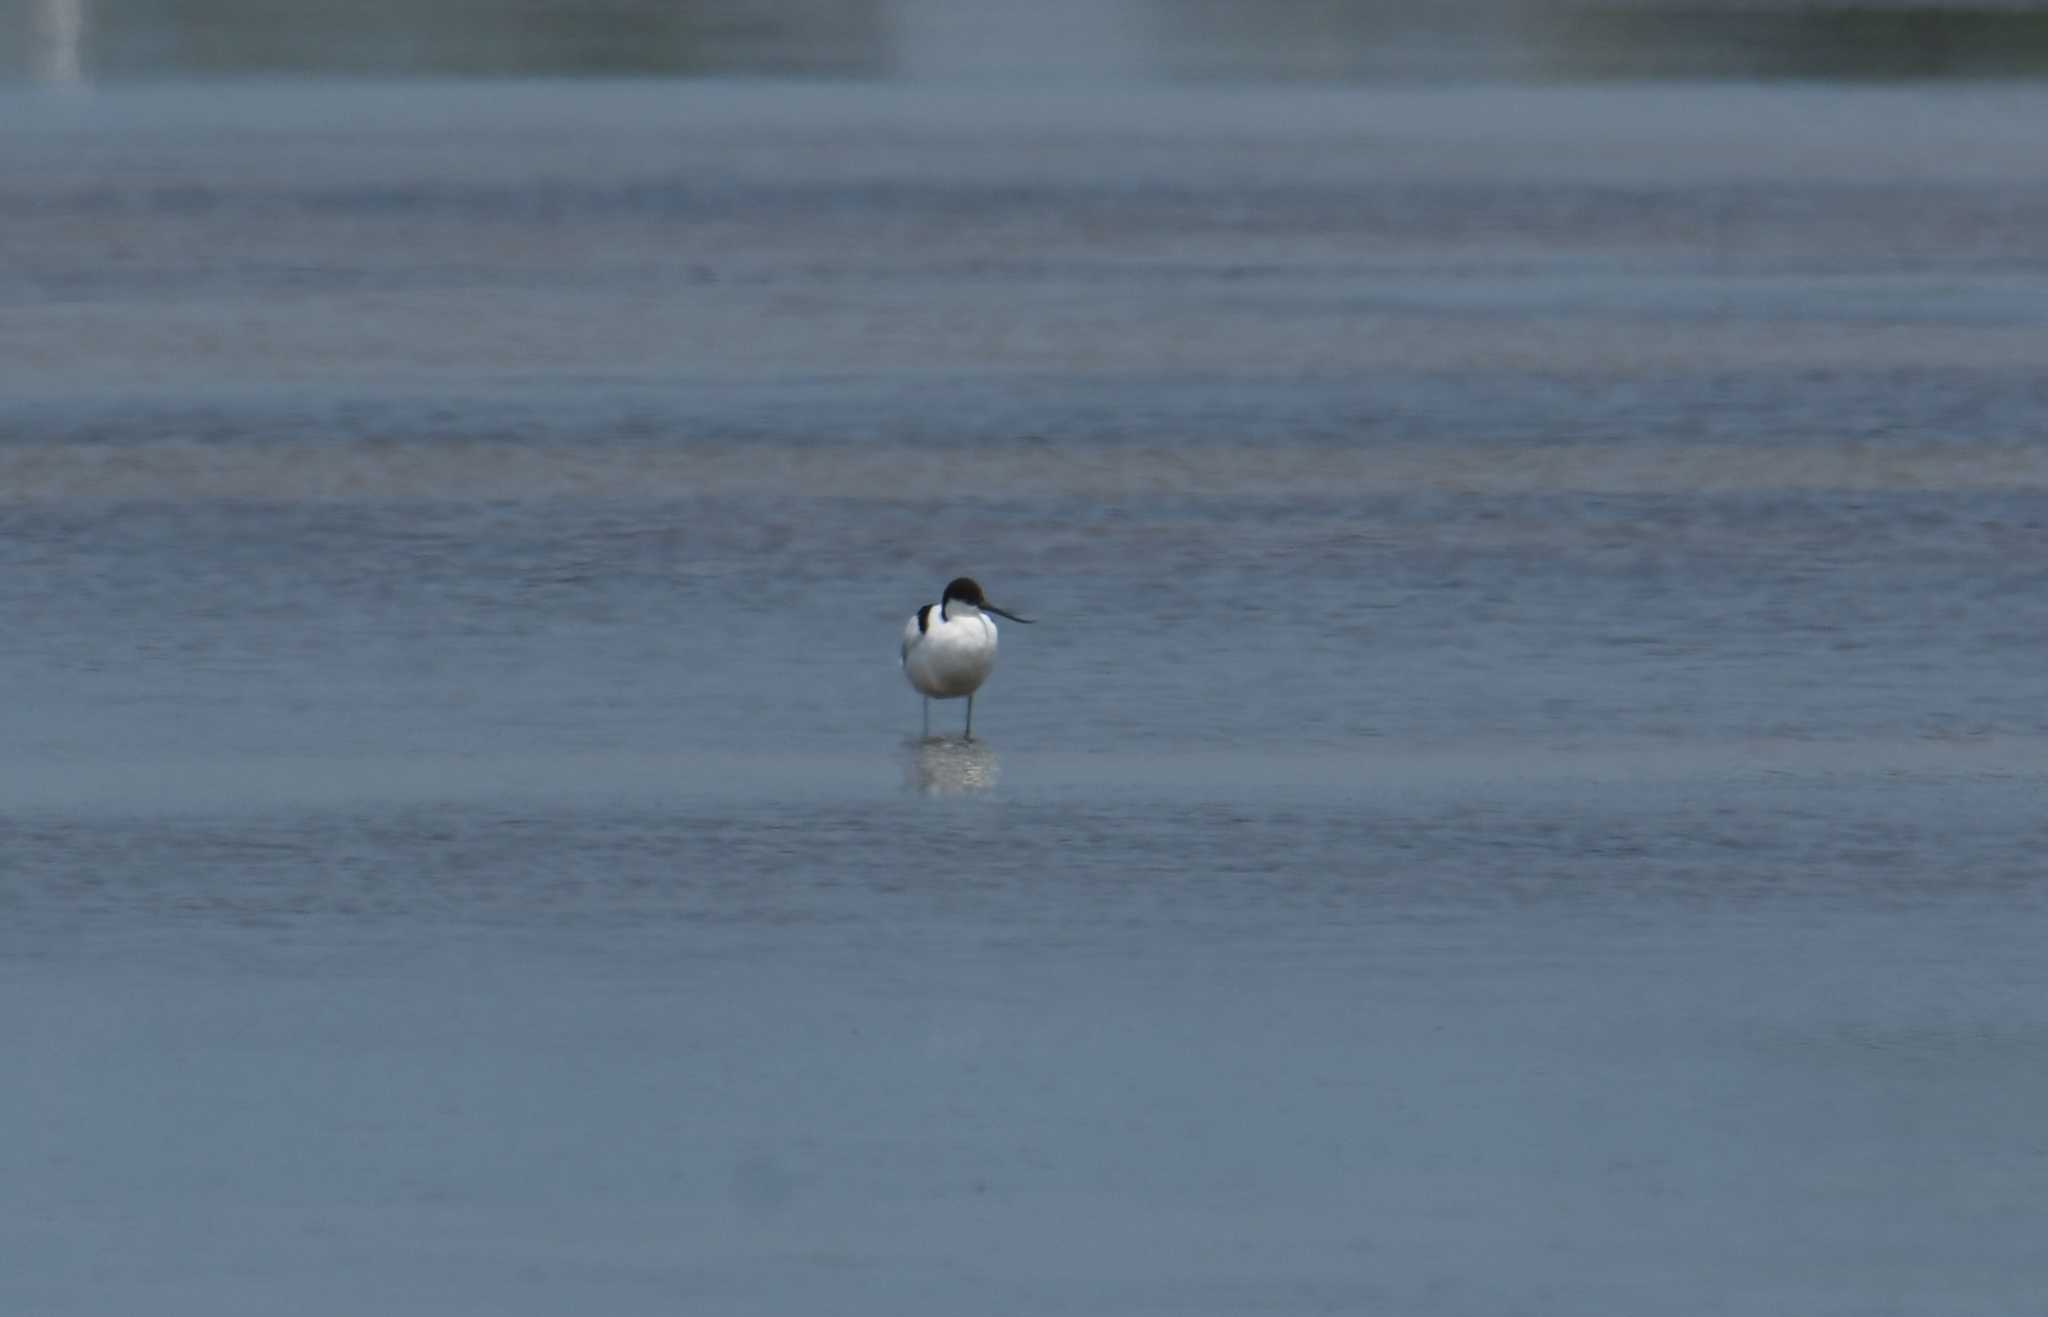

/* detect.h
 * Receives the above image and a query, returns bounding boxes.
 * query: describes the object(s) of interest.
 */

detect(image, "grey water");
[6,64,2048,1316]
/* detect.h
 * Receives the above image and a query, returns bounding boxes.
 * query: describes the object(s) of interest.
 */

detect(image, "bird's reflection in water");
[903,738,1000,796]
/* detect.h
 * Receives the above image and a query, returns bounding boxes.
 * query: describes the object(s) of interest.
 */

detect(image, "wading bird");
[901,577,1034,741]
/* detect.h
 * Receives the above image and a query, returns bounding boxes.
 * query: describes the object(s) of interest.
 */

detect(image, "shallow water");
[4,81,2048,1314]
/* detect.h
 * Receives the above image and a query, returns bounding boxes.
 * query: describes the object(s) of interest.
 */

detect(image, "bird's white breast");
[902,607,999,699]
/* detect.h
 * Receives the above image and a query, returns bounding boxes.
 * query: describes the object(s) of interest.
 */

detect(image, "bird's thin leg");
[922,698,930,740]
[964,694,974,742]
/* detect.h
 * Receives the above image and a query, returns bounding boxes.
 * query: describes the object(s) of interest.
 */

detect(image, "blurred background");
[7,4,2048,1316]
[17,0,2048,81]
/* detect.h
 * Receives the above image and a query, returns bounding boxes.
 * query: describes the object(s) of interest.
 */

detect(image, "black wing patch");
[917,603,933,634]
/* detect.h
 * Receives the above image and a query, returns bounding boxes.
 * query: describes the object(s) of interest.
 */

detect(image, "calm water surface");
[3,81,2048,1314]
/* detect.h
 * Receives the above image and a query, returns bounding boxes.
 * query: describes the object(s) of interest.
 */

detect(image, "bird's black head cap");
[941,577,986,607]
